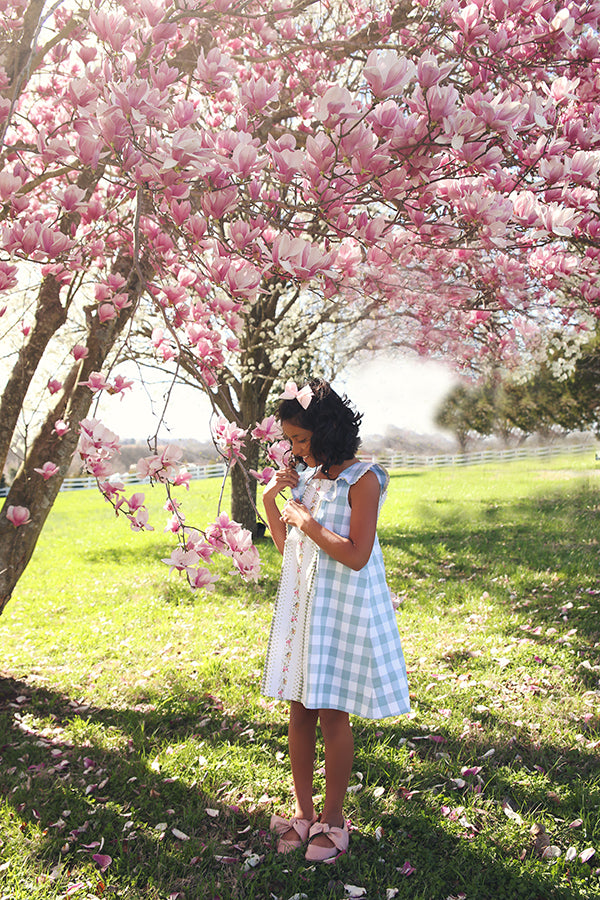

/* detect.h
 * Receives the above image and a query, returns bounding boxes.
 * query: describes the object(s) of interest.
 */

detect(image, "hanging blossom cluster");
[75,415,291,589]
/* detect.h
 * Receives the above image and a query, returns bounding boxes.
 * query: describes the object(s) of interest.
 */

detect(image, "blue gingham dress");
[262,461,410,719]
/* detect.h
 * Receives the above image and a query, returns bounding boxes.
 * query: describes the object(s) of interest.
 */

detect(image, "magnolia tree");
[1,0,600,612]
[129,281,394,534]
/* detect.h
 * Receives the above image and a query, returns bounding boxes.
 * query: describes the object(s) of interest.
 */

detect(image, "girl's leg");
[286,701,318,828]
[310,708,353,848]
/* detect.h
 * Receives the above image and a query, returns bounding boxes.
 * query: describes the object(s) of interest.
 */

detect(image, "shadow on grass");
[83,544,173,566]
[1,672,598,900]
[381,484,600,652]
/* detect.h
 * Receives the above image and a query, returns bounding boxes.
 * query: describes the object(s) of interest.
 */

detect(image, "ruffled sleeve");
[338,461,389,496]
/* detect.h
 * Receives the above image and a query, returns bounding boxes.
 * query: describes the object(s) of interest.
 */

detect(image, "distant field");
[0,453,599,900]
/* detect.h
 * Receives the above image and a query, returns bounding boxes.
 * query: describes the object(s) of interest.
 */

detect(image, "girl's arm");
[281,470,380,571]
[262,466,299,555]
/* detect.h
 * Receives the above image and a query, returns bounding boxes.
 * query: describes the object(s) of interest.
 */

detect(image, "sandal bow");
[270,814,316,853]
[305,821,349,863]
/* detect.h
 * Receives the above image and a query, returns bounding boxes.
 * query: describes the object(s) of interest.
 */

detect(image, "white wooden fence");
[1,442,596,498]
[375,441,595,471]
[0,462,228,497]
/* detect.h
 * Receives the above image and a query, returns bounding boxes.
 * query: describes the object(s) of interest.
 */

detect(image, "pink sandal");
[270,814,317,853]
[305,821,349,863]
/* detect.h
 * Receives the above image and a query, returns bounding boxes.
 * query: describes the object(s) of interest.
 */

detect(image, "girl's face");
[281,421,317,468]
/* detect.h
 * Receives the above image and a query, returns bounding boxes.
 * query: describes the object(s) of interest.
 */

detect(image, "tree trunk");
[0,167,101,474]
[0,259,141,615]
[230,378,267,537]
[230,440,262,537]
[0,275,67,474]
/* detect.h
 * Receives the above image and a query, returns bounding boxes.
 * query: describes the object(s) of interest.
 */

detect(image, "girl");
[262,378,410,863]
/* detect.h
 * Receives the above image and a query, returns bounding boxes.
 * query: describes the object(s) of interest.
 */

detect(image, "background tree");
[1,0,600,610]
[434,383,493,451]
[435,328,600,446]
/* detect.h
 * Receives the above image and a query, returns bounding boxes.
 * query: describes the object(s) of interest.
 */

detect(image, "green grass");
[1,454,599,900]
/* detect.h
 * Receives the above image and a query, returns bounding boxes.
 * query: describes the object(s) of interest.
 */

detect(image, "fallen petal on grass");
[503,801,524,825]
[243,853,261,871]
[91,854,112,871]
[344,886,367,898]
[397,861,416,876]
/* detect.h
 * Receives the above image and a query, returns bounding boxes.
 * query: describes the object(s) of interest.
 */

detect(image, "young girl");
[262,378,410,863]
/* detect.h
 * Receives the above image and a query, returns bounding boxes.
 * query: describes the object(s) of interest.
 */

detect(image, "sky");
[96,357,459,443]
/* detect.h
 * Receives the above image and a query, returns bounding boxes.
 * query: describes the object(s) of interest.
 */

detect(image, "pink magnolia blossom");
[267,134,305,183]
[99,479,126,499]
[85,458,114,478]
[364,50,416,99]
[204,512,260,581]
[54,420,70,437]
[34,461,60,480]
[71,344,89,361]
[79,419,120,454]
[231,544,261,582]
[240,76,281,114]
[213,417,247,461]
[188,567,219,591]
[172,469,192,489]
[225,259,263,297]
[6,505,31,527]
[0,171,24,201]
[194,47,234,91]
[201,186,238,219]
[108,374,134,396]
[98,303,117,323]
[314,85,362,125]
[271,234,334,280]
[126,492,146,512]
[128,507,154,532]
[137,455,164,480]
[137,445,183,483]
[47,379,62,394]
[249,466,276,486]
[164,514,184,533]
[78,419,120,479]
[162,546,201,572]
[267,440,292,469]
[161,445,184,476]
[185,533,214,563]
[79,372,110,393]
[251,416,282,443]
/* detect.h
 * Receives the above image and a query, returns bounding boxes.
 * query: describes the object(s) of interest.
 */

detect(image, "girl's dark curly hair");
[277,378,362,477]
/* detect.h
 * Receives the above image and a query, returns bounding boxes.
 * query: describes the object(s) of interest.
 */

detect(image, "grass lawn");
[1,453,599,900]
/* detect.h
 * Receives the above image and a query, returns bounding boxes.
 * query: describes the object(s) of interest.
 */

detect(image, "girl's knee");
[319,708,350,738]
[290,701,318,728]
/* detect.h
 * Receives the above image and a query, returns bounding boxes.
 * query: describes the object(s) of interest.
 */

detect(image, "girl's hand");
[281,499,312,532]
[263,465,299,503]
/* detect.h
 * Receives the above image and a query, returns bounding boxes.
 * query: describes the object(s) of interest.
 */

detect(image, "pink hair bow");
[279,381,313,409]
